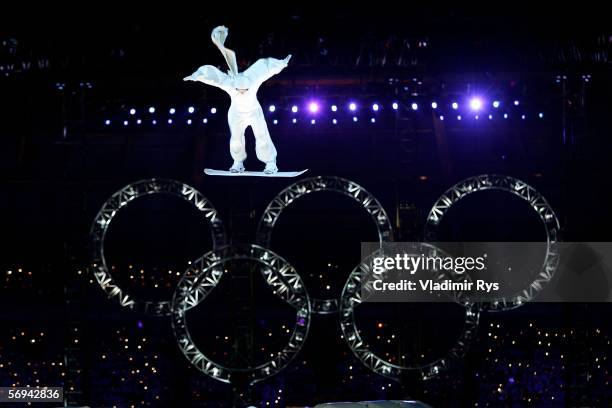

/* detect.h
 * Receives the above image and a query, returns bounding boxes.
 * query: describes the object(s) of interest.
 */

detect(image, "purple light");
[136,119,142,125]
[168,118,173,124]
[123,120,128,126]
[392,102,399,110]
[372,103,379,112]
[457,115,462,120]
[431,102,438,109]
[514,100,520,106]
[411,103,418,111]
[210,107,217,114]
[187,119,192,125]
[439,115,444,121]
[291,105,298,113]
[202,118,208,124]
[331,105,338,112]
[452,102,459,110]
[273,119,278,125]
[469,97,483,111]
[137,320,144,329]
[539,112,544,118]
[308,102,319,113]
[148,107,155,114]
[370,117,376,123]
[332,118,337,124]
[104,119,111,125]
[493,100,500,108]
[352,116,358,122]
[269,105,276,112]
[169,108,176,115]
[188,106,195,114]
[129,108,136,115]
[292,118,297,124]
[349,102,357,112]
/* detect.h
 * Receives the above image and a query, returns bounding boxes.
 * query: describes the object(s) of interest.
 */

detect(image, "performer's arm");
[183,65,232,93]
[245,55,292,88]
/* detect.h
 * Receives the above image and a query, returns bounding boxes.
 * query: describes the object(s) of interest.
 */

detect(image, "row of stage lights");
[103,97,546,127]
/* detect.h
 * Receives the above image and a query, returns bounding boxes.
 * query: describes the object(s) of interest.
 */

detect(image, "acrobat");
[184,26,291,174]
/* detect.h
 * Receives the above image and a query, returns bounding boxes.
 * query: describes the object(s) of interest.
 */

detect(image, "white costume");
[184,26,291,173]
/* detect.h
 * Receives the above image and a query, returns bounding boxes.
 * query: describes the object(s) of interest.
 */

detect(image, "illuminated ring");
[89,178,226,316]
[340,249,480,381]
[171,244,311,385]
[257,176,393,314]
[423,174,561,311]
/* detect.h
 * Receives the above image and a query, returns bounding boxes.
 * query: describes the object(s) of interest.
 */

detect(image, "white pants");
[228,105,277,163]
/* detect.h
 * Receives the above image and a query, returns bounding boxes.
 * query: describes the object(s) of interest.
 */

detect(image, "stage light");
[187,119,192,125]
[308,102,319,113]
[411,103,418,111]
[469,97,483,111]
[331,105,338,112]
[539,112,544,118]
[169,108,176,115]
[349,102,357,111]
[104,120,111,125]
[188,106,195,114]
[503,113,508,119]
[439,115,444,121]
[292,118,297,123]
[152,119,157,125]
[210,107,217,114]
[148,107,155,114]
[291,105,298,113]
[332,118,337,124]
[452,102,459,110]
[514,100,519,106]
[310,119,316,125]
[392,102,399,110]
[137,119,142,125]
[475,115,479,120]
[372,103,379,111]
[202,118,208,124]
[492,100,500,108]
[457,115,462,120]
[168,119,173,124]
[123,120,128,126]
[370,118,376,123]
[521,114,526,120]
[129,108,136,115]
[488,114,493,120]
[352,116,358,122]
[431,102,438,109]
[269,105,276,112]
[273,119,278,125]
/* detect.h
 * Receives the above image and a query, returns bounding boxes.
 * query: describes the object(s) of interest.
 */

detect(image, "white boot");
[264,161,278,174]
[229,161,245,173]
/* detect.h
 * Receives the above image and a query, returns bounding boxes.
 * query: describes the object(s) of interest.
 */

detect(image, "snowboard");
[204,168,308,178]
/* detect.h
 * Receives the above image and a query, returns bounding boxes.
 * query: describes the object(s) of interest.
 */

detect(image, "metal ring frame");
[257,176,393,314]
[89,178,226,316]
[423,174,561,311]
[339,250,480,381]
[171,244,311,385]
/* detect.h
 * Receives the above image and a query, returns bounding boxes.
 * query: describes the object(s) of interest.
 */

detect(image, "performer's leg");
[228,112,247,172]
[251,109,278,173]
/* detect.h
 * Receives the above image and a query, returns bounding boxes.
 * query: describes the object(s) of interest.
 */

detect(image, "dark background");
[1,6,611,407]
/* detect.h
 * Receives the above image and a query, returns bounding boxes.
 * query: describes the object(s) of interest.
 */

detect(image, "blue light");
[152,119,157,125]
[129,108,136,115]
[104,119,111,125]
[202,118,208,124]
[411,103,418,111]
[148,107,155,114]
[169,108,176,115]
[188,106,195,114]
[370,118,376,123]
[469,97,483,111]
[308,102,320,113]
[392,102,399,110]
[168,119,173,124]
[539,112,544,118]
[352,116,358,122]
[187,119,192,125]
[273,119,278,125]
[332,118,338,124]
[521,114,526,120]
[211,107,217,114]
[439,115,444,121]
[310,119,316,125]
[452,102,459,110]
[331,105,338,112]
[514,100,519,106]
[431,102,438,109]
[136,119,142,125]
[503,113,508,119]
[457,115,462,120]
[488,114,493,120]
[123,120,128,126]
[292,118,297,124]
[372,103,379,112]
[492,100,500,108]
[349,102,357,111]
[475,115,479,120]
[291,105,298,113]
[269,105,276,112]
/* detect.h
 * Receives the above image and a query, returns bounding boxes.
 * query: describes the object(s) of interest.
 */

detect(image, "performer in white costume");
[184,26,291,174]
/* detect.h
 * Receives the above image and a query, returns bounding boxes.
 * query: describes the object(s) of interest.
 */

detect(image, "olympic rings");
[89,179,226,316]
[423,174,561,311]
[339,247,480,381]
[171,244,311,385]
[257,176,393,314]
